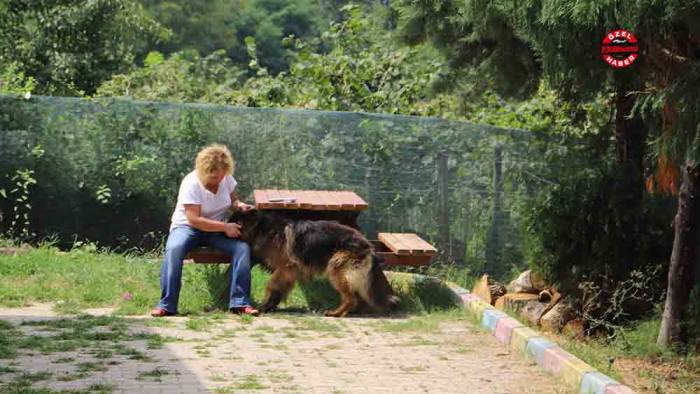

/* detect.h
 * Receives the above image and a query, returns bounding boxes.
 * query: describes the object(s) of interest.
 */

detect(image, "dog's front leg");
[260,266,297,313]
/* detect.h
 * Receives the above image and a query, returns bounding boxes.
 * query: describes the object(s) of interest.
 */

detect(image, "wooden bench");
[186,232,436,267]
[373,233,437,266]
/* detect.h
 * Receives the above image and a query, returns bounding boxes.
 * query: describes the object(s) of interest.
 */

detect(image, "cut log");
[540,301,574,333]
[494,293,540,312]
[538,287,561,304]
[538,289,553,303]
[507,269,548,294]
[472,274,507,305]
[520,300,550,326]
[548,288,562,306]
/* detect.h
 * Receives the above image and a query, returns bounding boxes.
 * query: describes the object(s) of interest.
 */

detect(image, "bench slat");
[337,191,357,209]
[378,233,412,254]
[378,233,437,256]
[397,233,437,255]
[375,251,432,267]
[279,189,300,209]
[186,247,230,264]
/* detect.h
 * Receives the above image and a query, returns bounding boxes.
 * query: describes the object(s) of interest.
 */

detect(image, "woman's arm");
[185,204,241,237]
[230,191,254,211]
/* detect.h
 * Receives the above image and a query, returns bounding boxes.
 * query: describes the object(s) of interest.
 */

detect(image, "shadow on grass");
[200,264,459,317]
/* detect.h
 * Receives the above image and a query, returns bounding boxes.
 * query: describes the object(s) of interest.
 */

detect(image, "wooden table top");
[253,189,368,211]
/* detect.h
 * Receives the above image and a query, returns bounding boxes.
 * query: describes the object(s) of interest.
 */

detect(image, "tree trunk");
[614,82,646,278]
[657,160,700,348]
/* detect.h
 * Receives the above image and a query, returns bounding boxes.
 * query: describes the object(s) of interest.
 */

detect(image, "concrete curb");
[387,272,637,394]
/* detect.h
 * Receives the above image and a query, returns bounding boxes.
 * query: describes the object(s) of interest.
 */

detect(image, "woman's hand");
[237,202,254,212]
[224,222,242,238]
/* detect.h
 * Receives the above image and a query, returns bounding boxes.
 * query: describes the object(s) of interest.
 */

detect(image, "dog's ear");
[230,207,258,223]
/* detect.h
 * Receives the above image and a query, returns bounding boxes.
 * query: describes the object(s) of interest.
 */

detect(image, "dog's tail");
[368,253,400,313]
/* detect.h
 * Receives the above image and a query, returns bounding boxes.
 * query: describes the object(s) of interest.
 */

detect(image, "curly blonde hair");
[195,144,235,182]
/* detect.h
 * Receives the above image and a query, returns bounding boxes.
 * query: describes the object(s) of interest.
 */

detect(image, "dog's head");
[228,208,260,229]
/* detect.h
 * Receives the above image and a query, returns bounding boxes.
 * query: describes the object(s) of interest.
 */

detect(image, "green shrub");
[524,162,674,318]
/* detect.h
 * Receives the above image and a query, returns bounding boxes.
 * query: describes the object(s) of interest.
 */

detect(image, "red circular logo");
[601,30,639,68]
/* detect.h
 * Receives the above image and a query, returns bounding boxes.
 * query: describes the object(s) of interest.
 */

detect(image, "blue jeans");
[157,225,253,313]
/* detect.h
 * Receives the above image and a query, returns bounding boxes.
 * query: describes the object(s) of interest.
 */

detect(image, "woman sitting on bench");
[151,144,259,317]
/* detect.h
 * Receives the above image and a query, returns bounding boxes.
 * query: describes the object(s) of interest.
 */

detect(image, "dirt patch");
[615,357,700,394]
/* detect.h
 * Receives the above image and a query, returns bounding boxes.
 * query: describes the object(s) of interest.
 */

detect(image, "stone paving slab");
[0,304,571,393]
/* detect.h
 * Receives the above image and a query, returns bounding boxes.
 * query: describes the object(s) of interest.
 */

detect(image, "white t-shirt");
[170,171,238,231]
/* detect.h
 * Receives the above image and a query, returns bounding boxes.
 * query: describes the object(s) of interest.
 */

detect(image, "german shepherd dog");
[228,209,398,317]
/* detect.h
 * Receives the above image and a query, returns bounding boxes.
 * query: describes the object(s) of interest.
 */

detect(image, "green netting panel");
[0,95,564,277]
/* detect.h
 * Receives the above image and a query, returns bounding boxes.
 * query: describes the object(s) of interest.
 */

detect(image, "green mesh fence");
[0,95,567,277]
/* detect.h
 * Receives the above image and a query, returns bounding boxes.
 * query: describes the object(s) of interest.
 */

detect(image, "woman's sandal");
[150,307,176,317]
[230,306,260,316]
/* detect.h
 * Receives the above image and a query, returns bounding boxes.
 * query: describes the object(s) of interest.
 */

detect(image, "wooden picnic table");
[253,189,368,229]
[187,189,437,267]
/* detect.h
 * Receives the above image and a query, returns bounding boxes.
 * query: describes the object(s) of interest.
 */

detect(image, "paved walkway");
[0,304,569,393]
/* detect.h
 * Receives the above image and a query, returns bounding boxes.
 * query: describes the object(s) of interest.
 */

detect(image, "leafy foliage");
[0,0,166,95]
[140,0,328,74]
[394,0,540,98]
[0,63,35,95]
[99,5,453,116]
[97,50,246,102]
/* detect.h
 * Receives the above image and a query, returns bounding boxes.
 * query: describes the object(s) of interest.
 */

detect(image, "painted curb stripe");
[542,346,596,389]
[465,298,494,317]
[526,336,557,365]
[459,293,480,305]
[509,326,539,355]
[604,384,637,394]
[482,308,509,331]
[448,285,470,295]
[494,317,524,346]
[580,371,619,394]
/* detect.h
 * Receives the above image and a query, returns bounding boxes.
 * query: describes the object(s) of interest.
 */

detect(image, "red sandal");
[230,306,260,316]
[150,307,176,317]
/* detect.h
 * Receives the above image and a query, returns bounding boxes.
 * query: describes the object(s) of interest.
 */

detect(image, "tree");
[140,0,327,74]
[640,15,700,347]
[395,0,540,99]
[99,4,453,116]
[396,0,646,284]
[396,0,700,347]
[0,0,165,95]
[97,50,246,102]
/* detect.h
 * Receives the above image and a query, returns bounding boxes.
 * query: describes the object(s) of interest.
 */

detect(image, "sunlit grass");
[0,244,462,315]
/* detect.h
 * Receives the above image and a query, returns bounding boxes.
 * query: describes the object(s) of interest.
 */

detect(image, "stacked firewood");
[472,271,580,335]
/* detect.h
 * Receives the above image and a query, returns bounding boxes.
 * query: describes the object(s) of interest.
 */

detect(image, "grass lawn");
[0,243,460,316]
